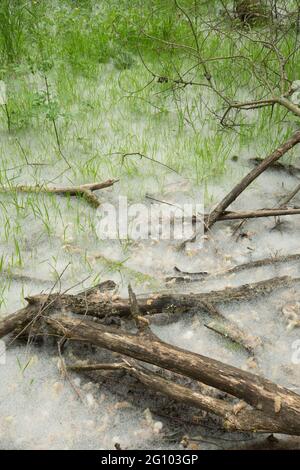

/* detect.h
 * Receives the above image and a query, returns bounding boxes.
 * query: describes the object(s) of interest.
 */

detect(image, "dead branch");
[205,129,300,229]
[181,129,300,247]
[168,253,300,284]
[0,280,117,339]
[204,318,260,353]
[279,183,300,208]
[68,362,125,372]
[249,157,300,176]
[0,274,292,365]
[68,359,286,434]
[0,179,119,208]
[44,314,300,435]
[0,305,37,339]
[195,300,260,353]
[2,276,300,436]
[214,207,300,220]
[0,275,293,337]
[222,252,300,274]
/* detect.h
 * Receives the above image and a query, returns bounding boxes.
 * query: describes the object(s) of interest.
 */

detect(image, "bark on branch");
[45,314,300,435]
[206,129,300,229]
[1,278,300,436]
[15,275,298,324]
[68,359,286,434]
[0,179,119,208]
[212,207,300,221]
[1,276,266,353]
[181,129,300,247]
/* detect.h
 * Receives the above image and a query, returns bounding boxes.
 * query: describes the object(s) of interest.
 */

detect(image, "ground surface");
[0,0,300,450]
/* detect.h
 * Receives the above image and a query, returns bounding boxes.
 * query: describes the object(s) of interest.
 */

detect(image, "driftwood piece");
[0,179,119,208]
[44,314,300,435]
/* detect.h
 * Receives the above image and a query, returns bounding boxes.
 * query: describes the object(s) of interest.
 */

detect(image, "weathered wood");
[0,179,119,208]
[169,253,300,284]
[0,281,117,340]
[45,314,300,435]
[206,129,300,229]
[27,276,299,319]
[69,359,286,434]
[68,362,125,372]
[0,276,296,340]
[0,305,38,339]
[249,157,300,176]
[215,207,300,220]
[204,319,260,353]
[125,365,285,434]
[181,129,300,246]
[217,253,300,276]
[173,253,300,281]
[2,277,300,436]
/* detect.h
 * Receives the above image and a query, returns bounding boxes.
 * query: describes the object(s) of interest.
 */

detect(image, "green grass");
[0,1,299,310]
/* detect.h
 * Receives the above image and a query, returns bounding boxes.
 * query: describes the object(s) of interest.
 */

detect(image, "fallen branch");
[181,129,300,247]
[0,280,117,339]
[206,129,300,229]
[0,305,37,339]
[44,314,300,435]
[204,319,260,353]
[0,179,119,208]
[68,361,125,372]
[68,359,286,434]
[0,276,286,356]
[168,253,300,285]
[279,183,300,208]
[214,207,300,220]
[0,274,292,357]
[11,275,295,327]
[2,280,300,435]
[249,157,300,177]
[196,300,260,353]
